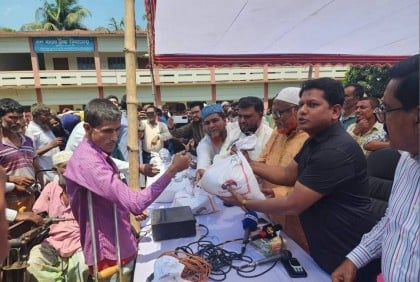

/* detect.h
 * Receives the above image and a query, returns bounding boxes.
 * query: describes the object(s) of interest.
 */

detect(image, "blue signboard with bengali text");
[33,37,94,52]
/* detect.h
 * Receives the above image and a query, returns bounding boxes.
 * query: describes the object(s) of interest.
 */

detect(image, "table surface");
[134,202,330,281]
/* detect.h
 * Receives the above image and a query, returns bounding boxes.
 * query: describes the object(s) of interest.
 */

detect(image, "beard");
[276,116,298,135]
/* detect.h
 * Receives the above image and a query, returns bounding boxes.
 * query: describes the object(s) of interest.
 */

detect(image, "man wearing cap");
[27,150,88,281]
[196,103,229,181]
[221,101,231,116]
[253,87,310,252]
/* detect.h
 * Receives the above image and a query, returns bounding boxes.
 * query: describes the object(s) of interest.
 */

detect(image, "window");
[137,57,149,69]
[108,57,125,69]
[77,57,95,70]
[53,58,69,70]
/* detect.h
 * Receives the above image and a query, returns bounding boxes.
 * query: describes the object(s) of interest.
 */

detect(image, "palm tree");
[21,0,91,31]
[108,17,125,31]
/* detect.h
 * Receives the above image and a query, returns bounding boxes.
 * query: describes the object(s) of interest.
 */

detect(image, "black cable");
[172,223,282,280]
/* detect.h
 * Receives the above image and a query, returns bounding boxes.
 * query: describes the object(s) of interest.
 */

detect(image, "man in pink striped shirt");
[332,54,419,281]
[64,98,191,281]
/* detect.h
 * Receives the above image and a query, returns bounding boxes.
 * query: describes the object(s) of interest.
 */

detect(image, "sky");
[0,0,147,30]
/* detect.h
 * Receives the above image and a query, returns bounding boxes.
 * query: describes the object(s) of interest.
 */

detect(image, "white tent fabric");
[154,0,418,57]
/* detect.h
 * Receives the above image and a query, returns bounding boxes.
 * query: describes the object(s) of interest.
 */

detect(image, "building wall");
[0,32,350,109]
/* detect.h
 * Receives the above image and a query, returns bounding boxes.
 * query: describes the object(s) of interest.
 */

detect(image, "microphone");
[240,211,258,255]
[250,224,282,241]
[239,250,291,269]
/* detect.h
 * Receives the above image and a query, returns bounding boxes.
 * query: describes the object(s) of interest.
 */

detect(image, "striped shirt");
[347,151,419,281]
[0,135,36,179]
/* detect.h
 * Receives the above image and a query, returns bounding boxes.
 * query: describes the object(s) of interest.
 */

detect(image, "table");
[133,202,330,281]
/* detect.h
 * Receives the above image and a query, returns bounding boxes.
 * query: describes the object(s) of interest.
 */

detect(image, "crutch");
[87,190,99,282]
[87,190,123,281]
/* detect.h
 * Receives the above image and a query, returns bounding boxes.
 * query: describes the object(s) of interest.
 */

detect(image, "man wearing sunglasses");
[141,105,172,164]
[332,54,419,282]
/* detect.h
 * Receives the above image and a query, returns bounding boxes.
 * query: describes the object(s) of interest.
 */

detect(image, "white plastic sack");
[155,170,193,203]
[200,150,265,200]
[150,148,195,203]
[172,186,220,215]
[151,255,189,282]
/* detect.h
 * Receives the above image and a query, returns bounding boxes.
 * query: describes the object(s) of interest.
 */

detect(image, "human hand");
[167,118,175,130]
[195,169,205,183]
[331,259,358,282]
[134,211,148,221]
[183,138,195,152]
[15,212,44,225]
[50,137,64,148]
[138,111,147,120]
[140,164,160,177]
[354,118,370,136]
[14,184,30,193]
[229,144,238,155]
[151,136,159,145]
[218,187,244,207]
[166,151,191,176]
[9,175,34,187]
[189,160,197,169]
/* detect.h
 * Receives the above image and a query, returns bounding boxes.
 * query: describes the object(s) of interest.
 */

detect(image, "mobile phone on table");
[281,256,307,278]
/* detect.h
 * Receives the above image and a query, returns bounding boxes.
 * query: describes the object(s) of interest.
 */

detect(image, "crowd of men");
[0,54,418,282]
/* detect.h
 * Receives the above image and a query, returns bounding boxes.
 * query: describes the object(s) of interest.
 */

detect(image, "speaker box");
[151,206,196,241]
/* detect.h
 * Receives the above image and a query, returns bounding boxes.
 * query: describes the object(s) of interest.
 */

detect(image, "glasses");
[374,104,404,123]
[272,106,295,118]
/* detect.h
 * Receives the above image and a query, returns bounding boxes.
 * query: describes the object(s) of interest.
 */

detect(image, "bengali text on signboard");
[33,37,94,52]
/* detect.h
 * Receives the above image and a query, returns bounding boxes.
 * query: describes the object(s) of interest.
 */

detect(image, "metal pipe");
[113,203,123,279]
[87,190,99,282]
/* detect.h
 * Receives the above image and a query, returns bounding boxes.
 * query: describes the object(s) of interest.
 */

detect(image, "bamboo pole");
[124,0,140,232]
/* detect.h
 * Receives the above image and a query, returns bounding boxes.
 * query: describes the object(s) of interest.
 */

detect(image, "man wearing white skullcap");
[251,87,310,252]
[27,150,88,281]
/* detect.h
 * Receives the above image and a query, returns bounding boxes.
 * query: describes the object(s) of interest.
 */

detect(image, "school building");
[0,30,349,113]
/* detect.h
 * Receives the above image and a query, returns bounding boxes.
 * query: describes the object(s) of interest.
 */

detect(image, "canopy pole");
[124,0,140,232]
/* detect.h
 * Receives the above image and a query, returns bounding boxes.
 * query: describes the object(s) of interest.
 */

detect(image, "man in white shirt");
[196,103,228,181]
[141,105,172,164]
[26,104,62,181]
[217,96,272,161]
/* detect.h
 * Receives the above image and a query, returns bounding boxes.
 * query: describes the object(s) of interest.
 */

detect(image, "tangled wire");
[160,249,212,282]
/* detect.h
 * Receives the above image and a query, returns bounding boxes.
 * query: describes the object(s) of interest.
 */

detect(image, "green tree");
[95,18,142,31]
[108,17,125,31]
[21,0,91,31]
[0,27,15,32]
[343,65,391,98]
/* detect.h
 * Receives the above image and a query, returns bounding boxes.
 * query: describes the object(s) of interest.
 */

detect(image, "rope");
[160,250,212,282]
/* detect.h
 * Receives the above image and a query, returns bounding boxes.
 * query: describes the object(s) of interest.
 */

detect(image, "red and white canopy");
[145,0,418,66]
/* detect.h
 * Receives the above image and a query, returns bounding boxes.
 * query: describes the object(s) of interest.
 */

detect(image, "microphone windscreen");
[242,210,258,231]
